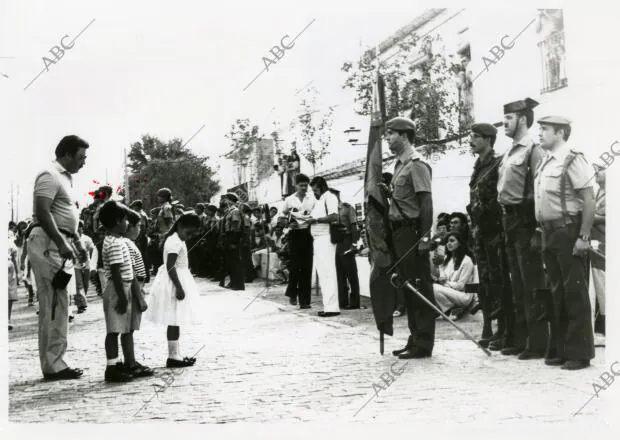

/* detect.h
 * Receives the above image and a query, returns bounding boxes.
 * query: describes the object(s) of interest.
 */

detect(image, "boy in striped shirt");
[99,201,152,382]
[122,208,153,376]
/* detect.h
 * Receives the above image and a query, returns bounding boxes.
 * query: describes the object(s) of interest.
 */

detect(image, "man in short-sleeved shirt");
[493,98,548,358]
[535,116,595,370]
[382,117,435,359]
[27,135,89,380]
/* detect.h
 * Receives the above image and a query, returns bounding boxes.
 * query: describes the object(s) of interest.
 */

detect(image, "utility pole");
[123,147,130,204]
[10,181,14,222]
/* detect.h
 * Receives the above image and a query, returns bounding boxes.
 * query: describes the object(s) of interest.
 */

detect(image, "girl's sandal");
[166,357,196,368]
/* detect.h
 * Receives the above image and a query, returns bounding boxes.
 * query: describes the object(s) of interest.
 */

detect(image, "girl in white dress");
[433,231,478,320]
[146,212,201,368]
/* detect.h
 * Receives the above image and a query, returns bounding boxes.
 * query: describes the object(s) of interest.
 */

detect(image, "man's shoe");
[317,311,340,317]
[299,304,311,309]
[545,357,565,366]
[344,305,360,310]
[398,348,432,359]
[500,346,523,356]
[488,337,505,351]
[105,364,133,382]
[393,336,414,356]
[517,350,544,360]
[289,297,297,306]
[561,360,591,371]
[44,367,84,381]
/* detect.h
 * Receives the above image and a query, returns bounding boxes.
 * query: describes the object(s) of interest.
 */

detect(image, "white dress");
[145,233,199,326]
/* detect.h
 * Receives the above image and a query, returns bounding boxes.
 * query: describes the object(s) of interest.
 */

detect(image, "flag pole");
[374,44,385,356]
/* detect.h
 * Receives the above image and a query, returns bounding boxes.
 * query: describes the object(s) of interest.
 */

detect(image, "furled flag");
[364,69,396,346]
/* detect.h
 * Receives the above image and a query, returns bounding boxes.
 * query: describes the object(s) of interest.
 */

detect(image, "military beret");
[206,204,217,212]
[222,192,239,203]
[537,115,571,126]
[504,97,539,114]
[385,117,415,131]
[471,123,497,138]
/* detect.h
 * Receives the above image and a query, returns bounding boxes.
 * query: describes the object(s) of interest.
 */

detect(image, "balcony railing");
[538,31,568,94]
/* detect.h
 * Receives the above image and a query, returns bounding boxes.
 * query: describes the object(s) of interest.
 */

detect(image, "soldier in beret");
[204,204,220,280]
[535,116,595,370]
[240,203,255,283]
[495,98,548,359]
[218,193,245,290]
[467,123,513,348]
[379,116,436,359]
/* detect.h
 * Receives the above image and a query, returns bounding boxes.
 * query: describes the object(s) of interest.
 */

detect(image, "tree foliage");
[341,33,470,158]
[127,134,220,211]
[289,86,334,175]
[225,118,262,164]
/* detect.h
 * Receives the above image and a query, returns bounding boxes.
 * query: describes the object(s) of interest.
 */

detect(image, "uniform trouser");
[472,230,513,336]
[187,236,200,273]
[136,236,149,278]
[313,234,340,313]
[242,244,255,282]
[502,211,548,353]
[392,224,436,352]
[285,229,313,306]
[74,268,89,308]
[542,223,594,360]
[204,238,218,276]
[225,245,245,290]
[336,251,360,308]
[27,228,75,375]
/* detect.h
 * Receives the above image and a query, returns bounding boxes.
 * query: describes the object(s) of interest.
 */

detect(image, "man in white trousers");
[307,176,340,317]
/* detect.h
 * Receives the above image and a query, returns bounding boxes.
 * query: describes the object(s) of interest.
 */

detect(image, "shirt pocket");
[542,169,562,195]
[508,151,528,168]
[391,174,411,199]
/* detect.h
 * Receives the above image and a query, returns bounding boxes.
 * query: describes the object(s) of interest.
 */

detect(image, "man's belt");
[390,218,417,229]
[31,224,77,240]
[499,204,522,215]
[538,215,581,231]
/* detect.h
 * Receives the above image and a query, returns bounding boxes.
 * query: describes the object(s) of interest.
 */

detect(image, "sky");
[1,0,437,218]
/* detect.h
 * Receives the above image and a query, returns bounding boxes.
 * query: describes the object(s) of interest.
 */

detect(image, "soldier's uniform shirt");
[223,207,243,234]
[468,150,502,235]
[389,146,431,221]
[497,134,544,205]
[534,146,593,222]
[156,202,175,235]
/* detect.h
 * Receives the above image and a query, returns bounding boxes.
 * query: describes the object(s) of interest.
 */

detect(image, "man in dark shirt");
[467,123,513,348]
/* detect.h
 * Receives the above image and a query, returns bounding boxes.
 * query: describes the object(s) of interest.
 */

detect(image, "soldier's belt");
[389,218,417,229]
[499,204,522,215]
[538,215,581,231]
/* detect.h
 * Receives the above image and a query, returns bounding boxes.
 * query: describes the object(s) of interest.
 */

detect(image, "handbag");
[326,199,348,244]
[51,259,72,320]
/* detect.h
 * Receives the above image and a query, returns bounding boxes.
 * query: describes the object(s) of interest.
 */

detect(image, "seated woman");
[432,231,478,320]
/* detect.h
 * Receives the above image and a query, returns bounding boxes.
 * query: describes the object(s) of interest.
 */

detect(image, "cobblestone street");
[8,278,608,425]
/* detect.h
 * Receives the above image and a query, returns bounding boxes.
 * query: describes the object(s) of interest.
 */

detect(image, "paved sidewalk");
[8,279,608,424]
